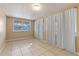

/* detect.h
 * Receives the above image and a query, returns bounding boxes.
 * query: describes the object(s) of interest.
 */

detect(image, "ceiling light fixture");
[32,3,41,11]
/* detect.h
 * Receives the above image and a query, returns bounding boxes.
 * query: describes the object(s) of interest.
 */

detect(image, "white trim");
[6,37,34,42]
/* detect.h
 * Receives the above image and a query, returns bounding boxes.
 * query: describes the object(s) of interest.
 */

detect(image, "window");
[13,20,31,32]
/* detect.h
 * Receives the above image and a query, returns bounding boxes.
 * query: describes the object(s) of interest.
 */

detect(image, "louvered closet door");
[59,13,65,48]
[34,20,40,40]
[55,13,64,48]
[46,16,52,44]
[51,15,56,45]
[46,14,64,47]
[34,20,38,39]
[55,14,60,47]
[45,17,49,42]
[49,16,53,44]
[63,8,77,52]
[39,19,44,41]
[43,18,48,43]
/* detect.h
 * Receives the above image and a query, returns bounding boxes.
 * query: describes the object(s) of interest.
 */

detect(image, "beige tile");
[11,48,22,56]
[49,48,75,56]
[39,43,55,50]
[59,50,76,56]
[20,46,32,56]
[0,38,77,56]
[0,46,22,56]
[42,51,55,56]
[31,47,47,56]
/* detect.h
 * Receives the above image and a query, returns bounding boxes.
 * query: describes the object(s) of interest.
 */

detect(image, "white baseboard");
[6,37,35,42]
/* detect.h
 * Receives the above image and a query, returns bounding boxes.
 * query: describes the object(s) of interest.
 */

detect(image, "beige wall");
[76,4,79,52]
[6,16,35,40]
[0,11,6,53]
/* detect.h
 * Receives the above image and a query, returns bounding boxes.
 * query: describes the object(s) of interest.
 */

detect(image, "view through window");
[13,20,31,32]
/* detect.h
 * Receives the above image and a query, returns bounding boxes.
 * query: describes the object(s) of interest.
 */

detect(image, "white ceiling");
[0,3,76,20]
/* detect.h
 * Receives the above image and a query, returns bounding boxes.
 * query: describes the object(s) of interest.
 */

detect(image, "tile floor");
[0,38,77,56]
